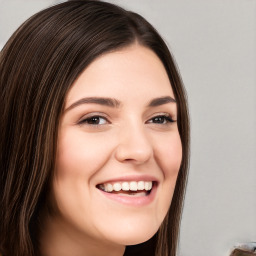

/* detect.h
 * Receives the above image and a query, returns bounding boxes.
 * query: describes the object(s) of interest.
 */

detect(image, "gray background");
[0,1,255,256]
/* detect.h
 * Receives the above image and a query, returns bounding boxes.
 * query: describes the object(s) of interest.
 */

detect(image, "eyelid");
[77,112,110,125]
[147,112,176,122]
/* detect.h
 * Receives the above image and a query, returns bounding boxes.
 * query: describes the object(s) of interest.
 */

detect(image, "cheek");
[151,131,182,224]
[53,129,115,217]
[154,132,182,178]
[55,129,113,180]
[51,130,116,231]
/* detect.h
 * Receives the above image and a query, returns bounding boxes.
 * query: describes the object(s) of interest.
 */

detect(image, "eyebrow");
[147,96,176,107]
[65,95,176,112]
[65,97,121,112]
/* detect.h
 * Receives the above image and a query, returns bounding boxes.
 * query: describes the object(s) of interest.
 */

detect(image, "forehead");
[66,44,174,105]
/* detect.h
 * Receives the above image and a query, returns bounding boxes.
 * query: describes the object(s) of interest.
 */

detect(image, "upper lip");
[96,175,159,185]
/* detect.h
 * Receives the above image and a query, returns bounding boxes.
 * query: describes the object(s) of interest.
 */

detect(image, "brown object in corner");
[231,248,256,256]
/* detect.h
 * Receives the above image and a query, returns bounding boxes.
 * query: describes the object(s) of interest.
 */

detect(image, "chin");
[121,231,156,246]
[98,218,160,246]
[110,231,157,246]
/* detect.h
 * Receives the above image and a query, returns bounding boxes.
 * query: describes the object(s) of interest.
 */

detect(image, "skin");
[40,44,182,256]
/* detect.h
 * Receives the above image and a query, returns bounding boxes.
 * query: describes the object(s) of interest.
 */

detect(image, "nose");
[114,123,153,164]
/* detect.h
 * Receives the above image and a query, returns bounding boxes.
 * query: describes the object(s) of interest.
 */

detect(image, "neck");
[39,214,125,256]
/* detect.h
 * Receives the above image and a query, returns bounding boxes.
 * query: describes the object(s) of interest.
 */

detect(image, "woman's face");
[52,44,182,249]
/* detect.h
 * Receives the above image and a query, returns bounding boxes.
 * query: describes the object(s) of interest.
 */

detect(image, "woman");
[0,1,189,255]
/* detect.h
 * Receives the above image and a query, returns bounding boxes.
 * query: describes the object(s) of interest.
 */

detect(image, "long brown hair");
[0,1,189,255]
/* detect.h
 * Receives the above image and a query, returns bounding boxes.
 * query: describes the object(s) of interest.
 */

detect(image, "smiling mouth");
[96,181,154,197]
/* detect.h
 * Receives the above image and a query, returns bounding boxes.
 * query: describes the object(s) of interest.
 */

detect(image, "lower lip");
[98,184,157,206]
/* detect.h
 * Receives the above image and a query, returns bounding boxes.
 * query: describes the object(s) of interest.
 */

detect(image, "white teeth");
[130,181,137,191]
[137,181,145,190]
[144,181,152,191]
[113,183,121,191]
[121,182,129,191]
[100,181,153,192]
[106,183,113,192]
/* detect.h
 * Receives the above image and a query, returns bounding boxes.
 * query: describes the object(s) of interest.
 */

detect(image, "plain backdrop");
[0,1,255,256]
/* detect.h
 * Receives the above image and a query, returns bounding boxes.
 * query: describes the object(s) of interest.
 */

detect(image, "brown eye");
[79,116,108,125]
[148,115,175,124]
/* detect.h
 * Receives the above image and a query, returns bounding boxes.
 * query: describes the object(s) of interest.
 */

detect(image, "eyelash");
[78,115,109,126]
[78,114,175,127]
[146,114,175,124]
